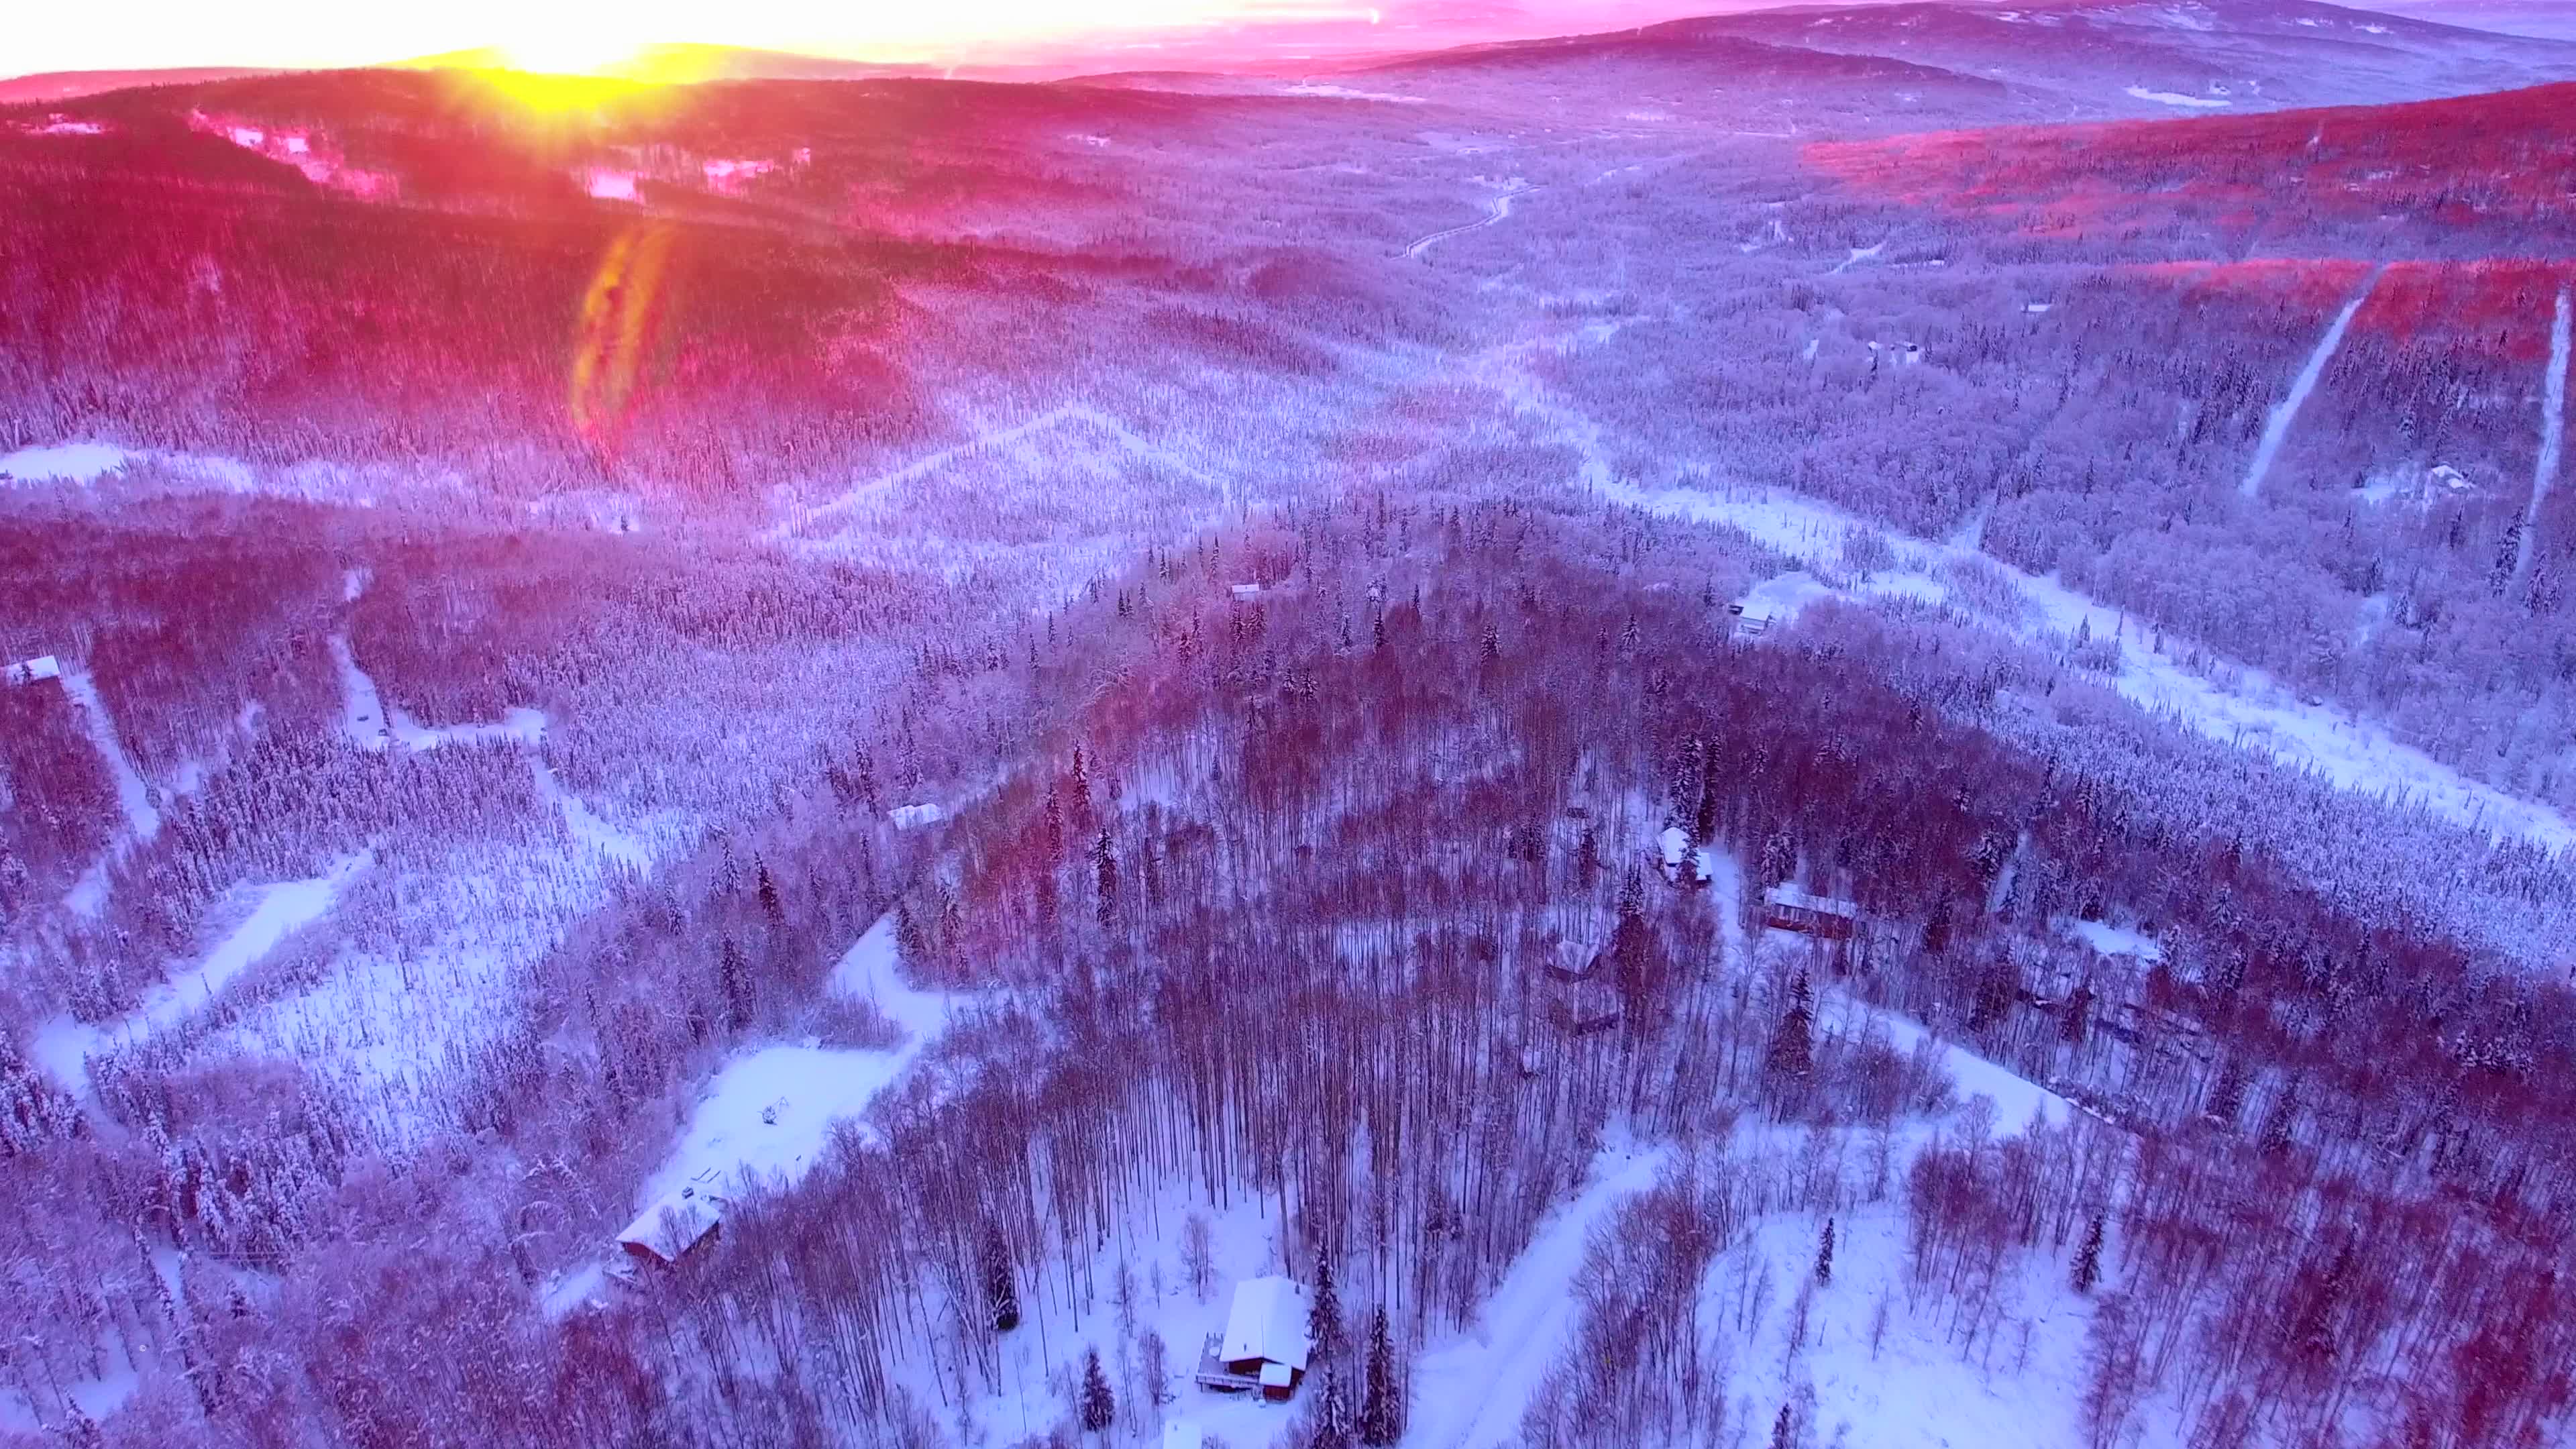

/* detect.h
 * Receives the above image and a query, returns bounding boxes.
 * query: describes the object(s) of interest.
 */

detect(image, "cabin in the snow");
[4,655,62,688]
[614,1181,724,1271]
[1760,885,1860,940]
[1193,1275,1312,1400]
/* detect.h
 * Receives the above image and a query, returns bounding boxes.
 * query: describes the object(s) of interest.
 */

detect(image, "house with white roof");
[612,1179,724,1271]
[1193,1274,1312,1401]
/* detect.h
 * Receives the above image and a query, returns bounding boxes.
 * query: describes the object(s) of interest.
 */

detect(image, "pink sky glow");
[9,0,1737,79]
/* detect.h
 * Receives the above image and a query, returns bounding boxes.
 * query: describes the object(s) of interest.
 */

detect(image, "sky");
[8,0,1707,76]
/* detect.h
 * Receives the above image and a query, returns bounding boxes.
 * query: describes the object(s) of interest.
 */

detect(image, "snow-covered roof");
[1219,1275,1311,1370]
[888,802,944,830]
[5,655,61,686]
[1763,884,1858,917]
[616,1185,724,1263]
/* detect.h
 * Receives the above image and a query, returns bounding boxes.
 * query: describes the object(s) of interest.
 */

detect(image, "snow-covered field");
[635,913,965,1209]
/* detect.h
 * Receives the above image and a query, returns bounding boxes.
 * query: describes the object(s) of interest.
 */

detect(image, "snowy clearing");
[1604,480,2576,853]
[637,914,964,1210]
[1407,1143,1672,1449]
[1283,83,1424,104]
[2059,918,2165,962]
[34,851,369,1091]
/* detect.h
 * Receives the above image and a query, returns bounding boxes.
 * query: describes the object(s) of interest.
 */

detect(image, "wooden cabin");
[1194,1276,1311,1401]
[3,655,61,688]
[1760,885,1860,940]
[614,1181,724,1271]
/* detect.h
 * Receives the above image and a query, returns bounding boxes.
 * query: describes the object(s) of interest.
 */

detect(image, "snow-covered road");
[1604,479,2576,854]
[1405,1144,1672,1449]
[58,665,158,841]
[1402,184,1534,260]
[34,851,370,1091]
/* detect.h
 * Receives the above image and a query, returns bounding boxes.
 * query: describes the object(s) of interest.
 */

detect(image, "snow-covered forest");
[3,1,2575,1446]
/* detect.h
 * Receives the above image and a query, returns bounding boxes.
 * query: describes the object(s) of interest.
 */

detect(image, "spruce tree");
[1309,1250,1344,1360]
[1313,1364,1353,1449]
[1815,1218,1835,1287]
[1358,1305,1401,1446]
[1771,1403,1796,1449]
[718,936,752,1032]
[1079,1346,1115,1433]
[981,1224,1019,1332]
[2073,1212,2105,1296]
[1764,973,1814,1098]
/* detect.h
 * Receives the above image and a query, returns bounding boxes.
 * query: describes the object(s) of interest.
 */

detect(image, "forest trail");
[1407,1144,1672,1449]
[2516,286,2571,584]
[1402,183,1534,260]
[34,851,369,1093]
[769,402,1224,543]
[332,583,652,868]
[2240,264,2385,499]
[58,665,158,841]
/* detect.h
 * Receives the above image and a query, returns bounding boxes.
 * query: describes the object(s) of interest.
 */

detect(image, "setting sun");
[498,27,641,77]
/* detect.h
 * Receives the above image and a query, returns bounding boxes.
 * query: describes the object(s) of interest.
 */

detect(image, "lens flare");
[570,224,679,460]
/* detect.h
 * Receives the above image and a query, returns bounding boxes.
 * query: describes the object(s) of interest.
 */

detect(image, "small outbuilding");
[4,655,61,688]
[1195,1275,1312,1401]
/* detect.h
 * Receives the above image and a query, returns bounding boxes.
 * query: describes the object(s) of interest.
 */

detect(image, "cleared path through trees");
[2241,264,2385,499]
[2516,286,2571,584]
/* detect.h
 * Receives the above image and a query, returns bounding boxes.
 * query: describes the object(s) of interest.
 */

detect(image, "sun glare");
[499,27,640,78]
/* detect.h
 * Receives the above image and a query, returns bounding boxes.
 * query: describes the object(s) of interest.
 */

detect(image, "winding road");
[1403,184,1536,260]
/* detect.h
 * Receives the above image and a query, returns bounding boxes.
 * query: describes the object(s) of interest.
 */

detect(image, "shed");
[615,1183,724,1267]
[1194,1275,1311,1399]
[1544,937,1602,984]
[1761,885,1860,940]
[4,655,61,687]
